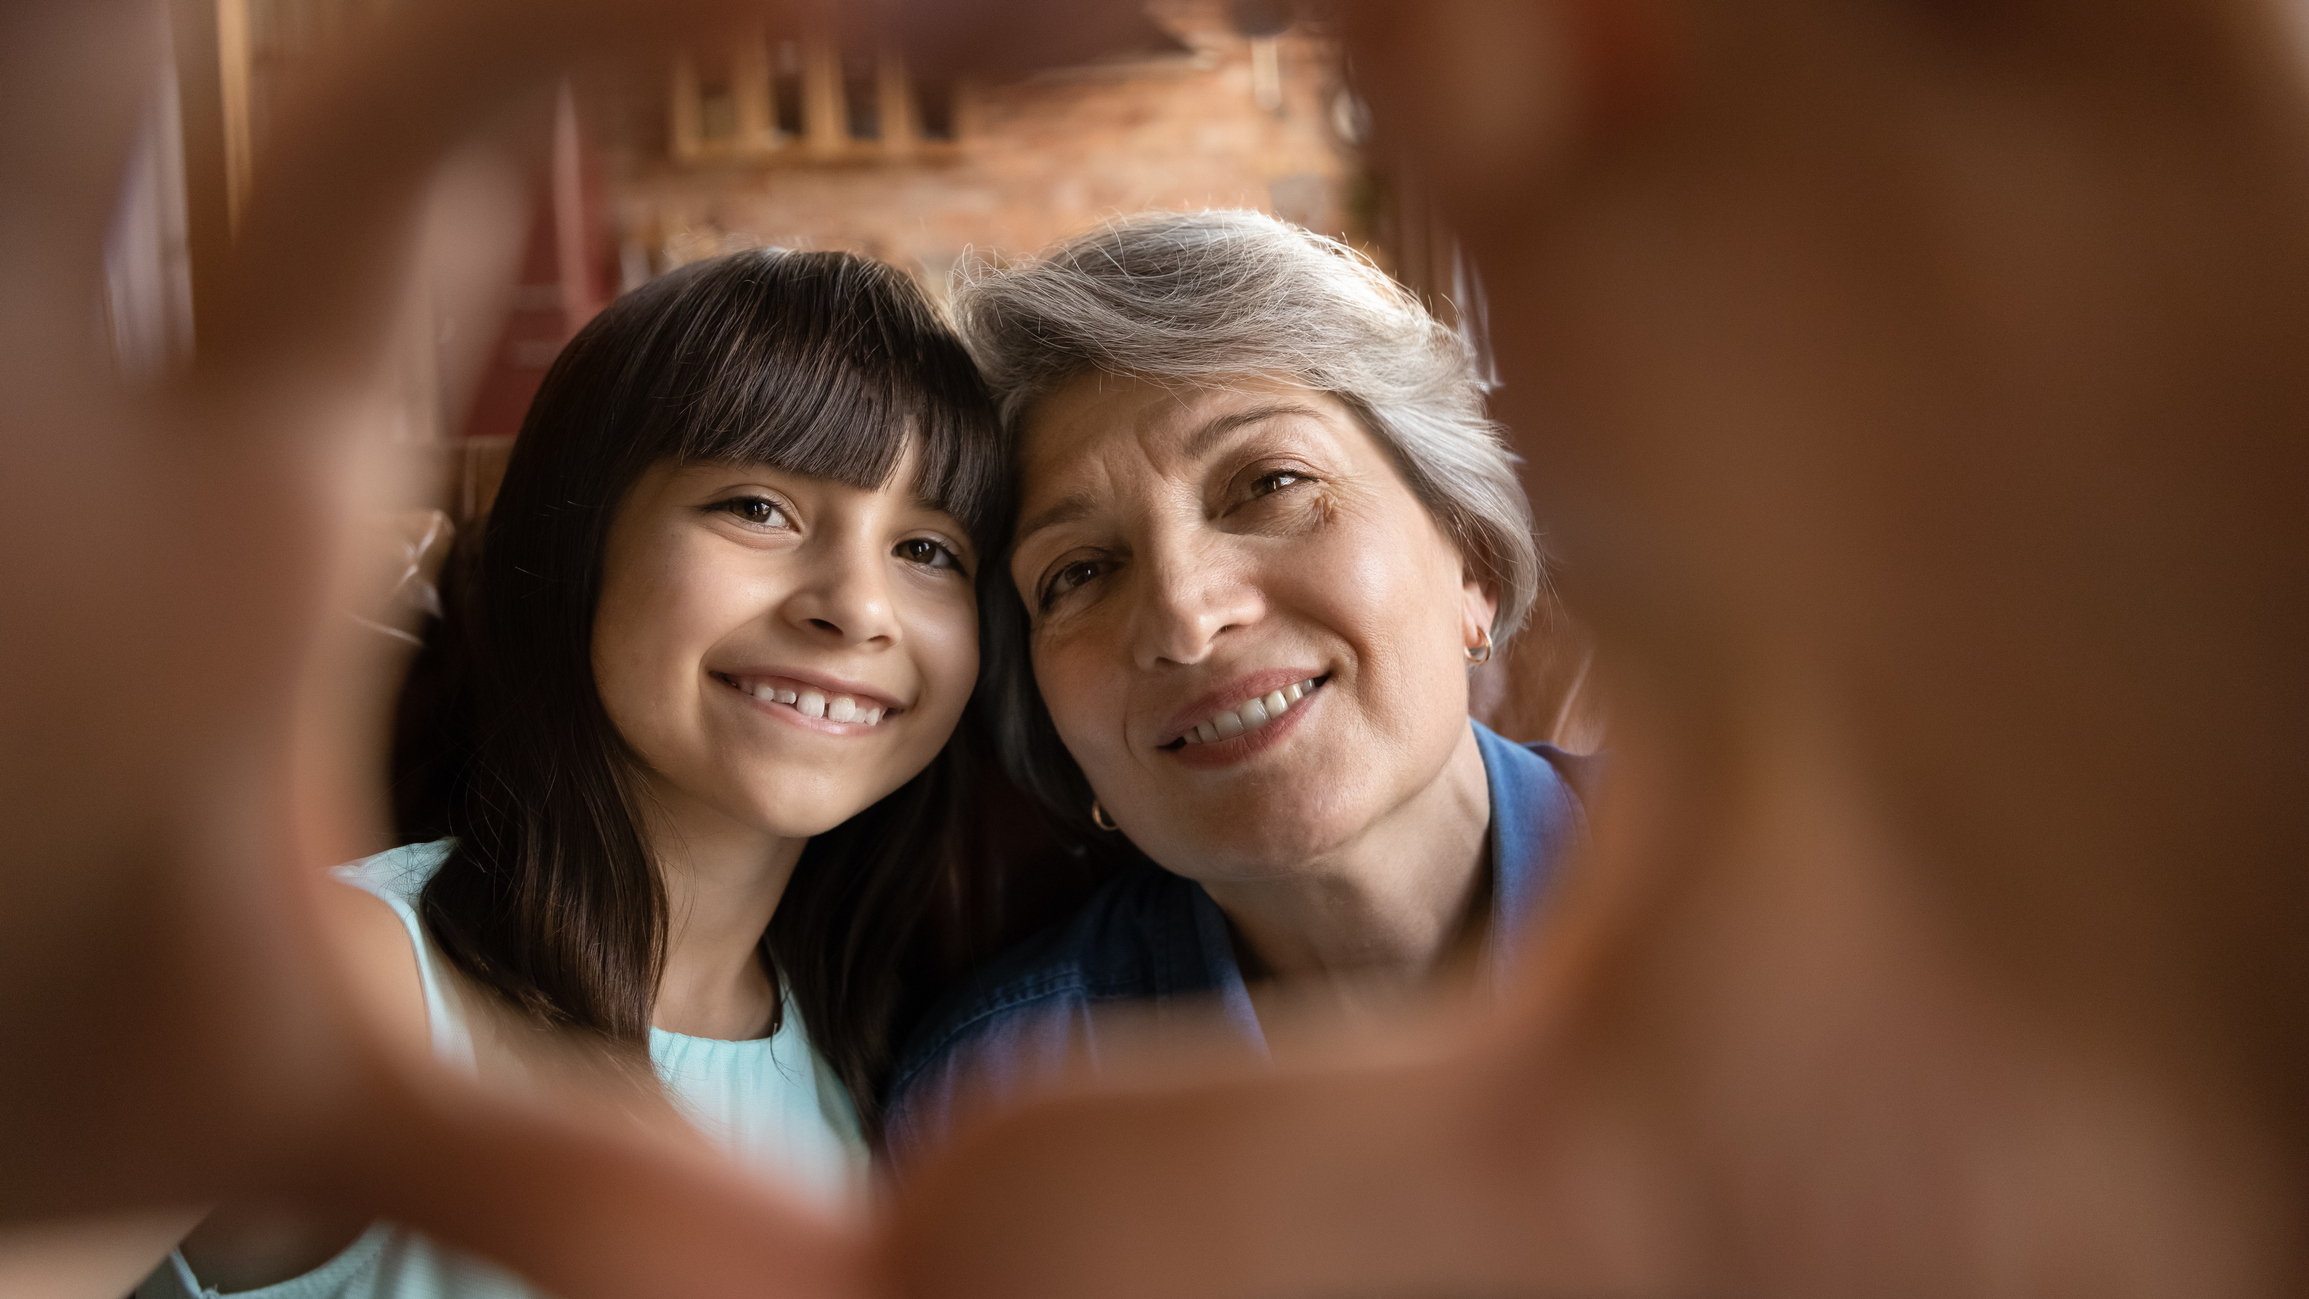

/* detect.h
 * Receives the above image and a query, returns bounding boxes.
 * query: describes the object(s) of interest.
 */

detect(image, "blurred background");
[111,0,1493,502]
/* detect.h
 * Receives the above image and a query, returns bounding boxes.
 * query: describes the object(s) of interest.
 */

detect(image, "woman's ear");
[1461,570,1502,654]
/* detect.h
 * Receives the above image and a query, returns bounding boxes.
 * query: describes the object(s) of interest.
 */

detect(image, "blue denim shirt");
[883,721,1595,1163]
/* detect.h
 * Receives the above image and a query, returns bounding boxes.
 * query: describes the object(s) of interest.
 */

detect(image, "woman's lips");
[1171,675,1325,746]
[1161,675,1327,768]
[1157,668,1329,745]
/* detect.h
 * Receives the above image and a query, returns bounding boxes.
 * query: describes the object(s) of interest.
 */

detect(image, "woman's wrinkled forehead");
[1011,374,1354,544]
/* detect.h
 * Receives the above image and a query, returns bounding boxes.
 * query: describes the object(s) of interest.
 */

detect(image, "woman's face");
[592,450,980,846]
[1011,374,1496,881]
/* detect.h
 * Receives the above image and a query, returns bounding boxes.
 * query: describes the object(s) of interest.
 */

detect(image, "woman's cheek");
[1032,630,1111,755]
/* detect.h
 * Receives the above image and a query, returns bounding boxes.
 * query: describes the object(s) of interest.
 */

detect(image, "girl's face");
[591,449,979,846]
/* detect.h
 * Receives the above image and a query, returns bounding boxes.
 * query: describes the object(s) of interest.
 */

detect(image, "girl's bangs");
[650,251,1005,549]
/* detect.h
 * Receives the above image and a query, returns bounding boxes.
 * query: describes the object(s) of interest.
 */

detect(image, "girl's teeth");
[1182,677,1321,745]
[738,678,889,726]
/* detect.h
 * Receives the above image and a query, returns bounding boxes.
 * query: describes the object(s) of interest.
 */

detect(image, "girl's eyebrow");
[910,491,965,519]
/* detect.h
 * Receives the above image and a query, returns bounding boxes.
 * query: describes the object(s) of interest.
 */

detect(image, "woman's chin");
[1136,807,1364,883]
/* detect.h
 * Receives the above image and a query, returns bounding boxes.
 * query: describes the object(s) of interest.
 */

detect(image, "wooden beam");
[802,34,844,155]
[878,45,915,158]
[733,32,777,153]
[669,53,703,162]
[169,0,232,352]
[216,0,251,230]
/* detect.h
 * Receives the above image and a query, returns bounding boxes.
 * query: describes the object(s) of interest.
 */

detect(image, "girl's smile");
[711,669,907,731]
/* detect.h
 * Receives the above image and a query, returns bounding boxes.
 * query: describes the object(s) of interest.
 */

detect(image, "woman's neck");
[635,782,806,1041]
[1203,724,1494,1005]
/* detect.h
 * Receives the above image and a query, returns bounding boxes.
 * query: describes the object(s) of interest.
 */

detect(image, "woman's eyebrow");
[1015,404,1326,547]
[1182,402,1327,459]
[1013,493,1095,550]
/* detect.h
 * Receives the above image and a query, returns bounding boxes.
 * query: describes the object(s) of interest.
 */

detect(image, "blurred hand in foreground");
[8,1,2308,1298]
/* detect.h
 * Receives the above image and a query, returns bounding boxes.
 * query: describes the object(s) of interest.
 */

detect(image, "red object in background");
[459,86,613,440]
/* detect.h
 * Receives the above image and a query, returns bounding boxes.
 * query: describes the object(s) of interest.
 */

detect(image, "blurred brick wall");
[600,1,1365,287]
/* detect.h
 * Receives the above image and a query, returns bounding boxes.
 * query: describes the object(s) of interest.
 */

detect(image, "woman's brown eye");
[1253,470,1308,496]
[1043,559,1106,607]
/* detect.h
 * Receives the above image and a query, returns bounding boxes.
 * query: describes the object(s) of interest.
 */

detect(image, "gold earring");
[1090,799,1119,832]
[1466,626,1494,665]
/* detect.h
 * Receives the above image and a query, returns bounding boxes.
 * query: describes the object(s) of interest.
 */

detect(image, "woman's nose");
[1130,532,1263,668]
[781,531,900,646]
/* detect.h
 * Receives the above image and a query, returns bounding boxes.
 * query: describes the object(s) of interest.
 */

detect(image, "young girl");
[140,248,1005,1297]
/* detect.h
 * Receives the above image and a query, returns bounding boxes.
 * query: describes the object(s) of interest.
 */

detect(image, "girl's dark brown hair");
[418,248,1005,1138]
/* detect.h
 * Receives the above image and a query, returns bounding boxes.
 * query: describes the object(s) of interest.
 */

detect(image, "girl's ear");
[1340,0,1681,221]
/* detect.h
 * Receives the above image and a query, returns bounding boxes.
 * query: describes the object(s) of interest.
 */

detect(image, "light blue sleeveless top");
[139,840,868,1299]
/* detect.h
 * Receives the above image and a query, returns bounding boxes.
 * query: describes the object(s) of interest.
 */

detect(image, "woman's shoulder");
[1473,721,1602,806]
[881,860,1208,1163]
[889,863,1196,1083]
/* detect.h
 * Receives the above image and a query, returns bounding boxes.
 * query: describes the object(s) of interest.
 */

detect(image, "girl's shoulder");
[332,838,455,910]
[320,839,457,1061]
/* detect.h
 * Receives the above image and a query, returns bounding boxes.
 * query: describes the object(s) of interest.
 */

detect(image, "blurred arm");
[0,1211,208,1299]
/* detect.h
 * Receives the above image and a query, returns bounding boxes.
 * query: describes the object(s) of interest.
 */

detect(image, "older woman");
[883,211,1594,1157]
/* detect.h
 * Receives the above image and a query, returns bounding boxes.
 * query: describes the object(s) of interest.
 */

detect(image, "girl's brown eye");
[895,537,965,572]
[715,496,790,528]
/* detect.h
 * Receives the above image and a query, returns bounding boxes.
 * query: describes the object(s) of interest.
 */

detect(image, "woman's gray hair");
[954,211,1545,853]
[955,208,1541,640]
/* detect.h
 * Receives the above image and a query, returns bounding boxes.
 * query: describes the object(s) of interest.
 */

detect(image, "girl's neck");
[635,781,807,1041]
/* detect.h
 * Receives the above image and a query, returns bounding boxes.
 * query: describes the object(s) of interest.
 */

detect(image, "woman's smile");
[1157,671,1330,768]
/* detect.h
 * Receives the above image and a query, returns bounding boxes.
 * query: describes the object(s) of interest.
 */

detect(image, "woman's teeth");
[1181,677,1322,745]
[743,681,885,726]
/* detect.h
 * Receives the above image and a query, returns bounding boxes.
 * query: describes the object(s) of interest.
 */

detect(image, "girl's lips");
[712,667,902,712]
[713,672,899,733]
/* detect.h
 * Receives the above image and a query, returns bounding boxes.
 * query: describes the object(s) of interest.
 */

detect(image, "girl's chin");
[736,779,916,840]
